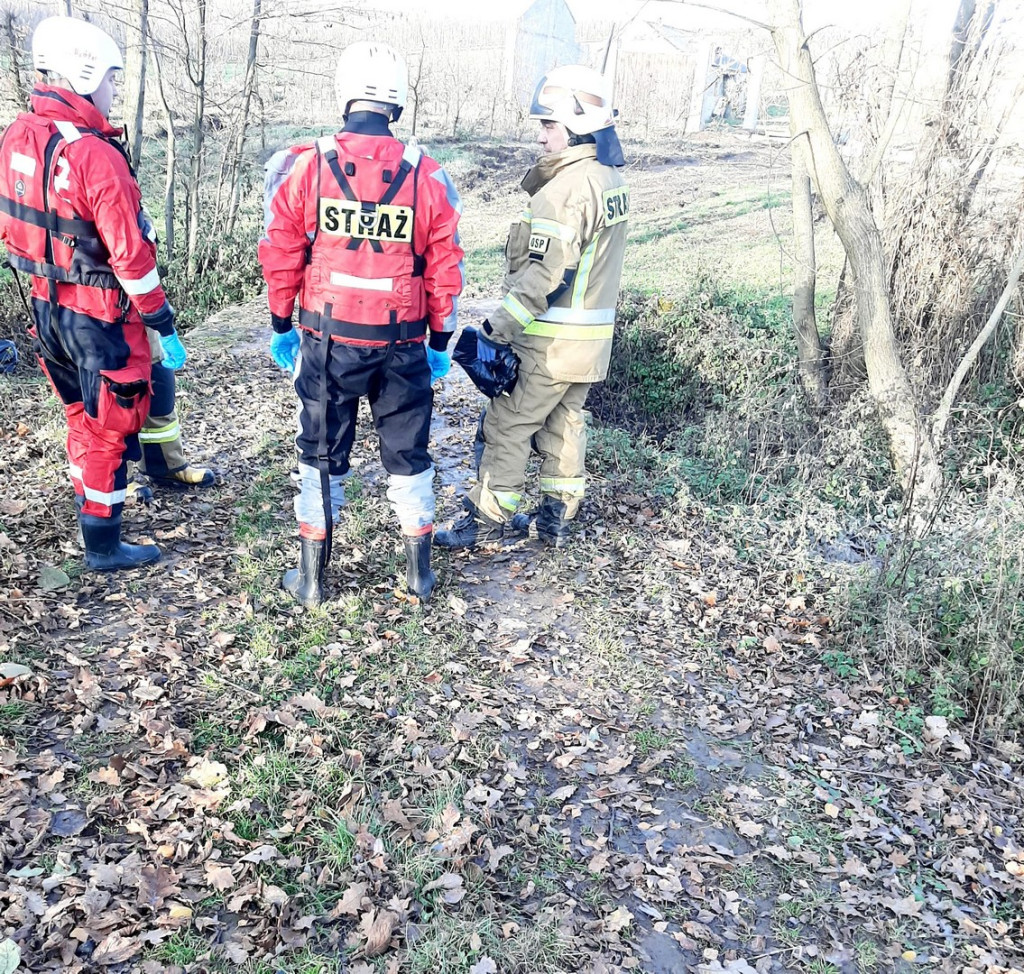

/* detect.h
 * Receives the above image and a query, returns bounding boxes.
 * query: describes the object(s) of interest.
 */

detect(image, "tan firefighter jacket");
[486,142,629,383]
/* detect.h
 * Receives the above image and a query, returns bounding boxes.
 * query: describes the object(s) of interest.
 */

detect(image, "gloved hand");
[270,328,300,371]
[160,331,187,370]
[426,346,451,382]
[477,330,501,364]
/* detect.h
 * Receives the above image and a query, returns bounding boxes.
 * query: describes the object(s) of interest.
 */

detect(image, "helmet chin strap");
[567,132,595,148]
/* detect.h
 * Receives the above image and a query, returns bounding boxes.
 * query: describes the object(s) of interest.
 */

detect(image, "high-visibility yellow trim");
[540,477,586,496]
[522,320,614,340]
[139,420,181,444]
[500,293,535,327]
[494,491,522,512]
[519,209,532,223]
[572,235,599,307]
[539,307,615,324]
[530,218,575,242]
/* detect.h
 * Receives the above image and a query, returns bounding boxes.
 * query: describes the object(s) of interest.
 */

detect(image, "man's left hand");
[160,331,187,370]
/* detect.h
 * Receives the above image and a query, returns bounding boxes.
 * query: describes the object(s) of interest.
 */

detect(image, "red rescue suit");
[0,86,172,516]
[259,114,464,547]
[259,128,463,346]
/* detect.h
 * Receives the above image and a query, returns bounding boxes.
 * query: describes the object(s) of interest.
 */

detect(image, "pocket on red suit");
[89,368,151,434]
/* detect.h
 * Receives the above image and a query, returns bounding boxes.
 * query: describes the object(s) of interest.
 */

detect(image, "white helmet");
[529,64,615,136]
[335,41,408,121]
[32,16,123,96]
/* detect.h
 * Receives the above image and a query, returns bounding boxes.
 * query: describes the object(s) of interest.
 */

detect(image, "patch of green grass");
[632,729,673,757]
[313,812,356,872]
[151,930,208,965]
[665,756,698,789]
[229,748,305,835]
[465,242,505,283]
[804,961,839,974]
[234,470,286,543]
[853,938,883,971]
[0,701,29,735]
[406,910,575,974]
[192,715,243,754]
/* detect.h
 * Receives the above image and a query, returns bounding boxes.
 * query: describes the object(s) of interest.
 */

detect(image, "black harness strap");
[0,196,98,236]
[315,317,334,568]
[298,307,426,343]
[40,131,63,331]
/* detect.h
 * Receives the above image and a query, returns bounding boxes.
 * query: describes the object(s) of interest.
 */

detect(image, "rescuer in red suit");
[0,16,187,570]
[260,41,464,606]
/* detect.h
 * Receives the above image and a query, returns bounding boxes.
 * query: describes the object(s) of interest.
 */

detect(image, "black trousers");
[293,332,433,477]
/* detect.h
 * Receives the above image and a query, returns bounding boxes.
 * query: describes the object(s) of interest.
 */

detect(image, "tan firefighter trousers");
[470,361,590,523]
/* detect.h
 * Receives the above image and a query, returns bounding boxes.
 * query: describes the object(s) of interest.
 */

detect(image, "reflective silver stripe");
[11,152,37,176]
[84,485,127,506]
[69,463,83,480]
[53,121,82,143]
[115,266,161,295]
[317,135,335,153]
[537,307,615,324]
[329,271,394,291]
[403,144,422,167]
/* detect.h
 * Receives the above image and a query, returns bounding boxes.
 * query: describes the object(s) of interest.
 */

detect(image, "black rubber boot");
[404,534,436,602]
[434,499,505,550]
[282,537,325,607]
[509,497,571,548]
[78,507,161,571]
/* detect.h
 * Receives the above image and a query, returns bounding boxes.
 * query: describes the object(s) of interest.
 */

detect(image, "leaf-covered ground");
[2,141,1023,974]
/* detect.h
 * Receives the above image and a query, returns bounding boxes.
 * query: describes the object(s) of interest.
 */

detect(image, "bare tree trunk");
[3,11,24,111]
[224,0,261,235]
[768,0,942,505]
[790,138,828,409]
[933,250,1024,445]
[183,0,207,280]
[122,0,150,170]
[149,41,176,264]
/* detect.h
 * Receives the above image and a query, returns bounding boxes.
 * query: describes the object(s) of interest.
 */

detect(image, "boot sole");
[85,551,162,571]
[150,475,216,490]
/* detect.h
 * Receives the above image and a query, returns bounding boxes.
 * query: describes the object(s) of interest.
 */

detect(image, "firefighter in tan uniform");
[437,65,628,549]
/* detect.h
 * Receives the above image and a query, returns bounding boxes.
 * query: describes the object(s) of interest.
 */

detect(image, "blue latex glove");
[426,346,451,382]
[270,329,300,371]
[477,331,499,364]
[160,331,187,370]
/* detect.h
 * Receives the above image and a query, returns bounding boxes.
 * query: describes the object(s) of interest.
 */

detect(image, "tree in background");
[764,0,1021,514]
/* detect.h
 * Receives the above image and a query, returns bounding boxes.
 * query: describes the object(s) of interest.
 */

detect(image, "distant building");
[504,0,581,108]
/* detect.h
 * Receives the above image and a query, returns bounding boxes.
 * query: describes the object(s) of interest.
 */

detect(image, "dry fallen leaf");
[359,909,398,958]
[0,939,21,974]
[604,905,634,933]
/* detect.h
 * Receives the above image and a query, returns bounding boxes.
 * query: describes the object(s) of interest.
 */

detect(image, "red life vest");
[297,135,428,346]
[0,114,121,292]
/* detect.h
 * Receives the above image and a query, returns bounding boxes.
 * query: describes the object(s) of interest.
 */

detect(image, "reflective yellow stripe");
[530,218,575,242]
[519,210,532,223]
[139,420,181,444]
[500,293,535,327]
[522,320,614,340]
[494,491,522,512]
[539,307,615,324]
[572,235,599,307]
[540,477,585,496]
